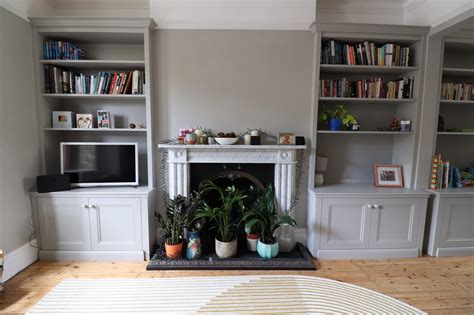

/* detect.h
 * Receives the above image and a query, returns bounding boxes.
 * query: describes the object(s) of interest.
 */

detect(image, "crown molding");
[317,0,406,16]
[54,0,149,10]
[29,16,156,29]
[1,0,30,21]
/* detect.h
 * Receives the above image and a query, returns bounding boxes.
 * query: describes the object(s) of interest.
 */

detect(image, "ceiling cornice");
[317,0,406,16]
[54,0,149,10]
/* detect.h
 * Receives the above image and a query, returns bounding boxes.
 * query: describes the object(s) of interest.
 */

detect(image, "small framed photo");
[97,110,112,129]
[278,133,295,145]
[374,164,404,188]
[52,111,74,128]
[76,114,93,128]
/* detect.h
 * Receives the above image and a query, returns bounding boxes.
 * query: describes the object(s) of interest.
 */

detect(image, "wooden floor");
[1,256,473,314]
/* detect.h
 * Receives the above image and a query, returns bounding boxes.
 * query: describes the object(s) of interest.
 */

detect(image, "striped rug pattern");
[27,275,425,314]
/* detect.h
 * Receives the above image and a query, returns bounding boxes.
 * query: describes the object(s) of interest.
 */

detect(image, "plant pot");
[275,225,295,252]
[186,231,201,259]
[257,239,279,259]
[215,237,237,259]
[185,133,197,145]
[347,124,360,131]
[165,240,184,259]
[328,118,342,131]
[246,233,259,252]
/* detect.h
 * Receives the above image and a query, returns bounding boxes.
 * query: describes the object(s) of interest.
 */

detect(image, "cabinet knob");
[82,204,89,209]
[374,204,382,209]
[367,204,374,209]
[90,204,97,209]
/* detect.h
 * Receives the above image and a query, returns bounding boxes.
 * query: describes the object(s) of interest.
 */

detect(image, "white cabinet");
[33,187,156,261]
[307,185,429,259]
[425,190,474,257]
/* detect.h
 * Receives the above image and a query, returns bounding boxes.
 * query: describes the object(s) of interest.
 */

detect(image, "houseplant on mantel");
[319,105,358,131]
[242,185,296,259]
[195,180,247,259]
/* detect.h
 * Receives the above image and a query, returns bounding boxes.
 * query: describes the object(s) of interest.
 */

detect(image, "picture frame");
[374,164,404,188]
[97,110,112,129]
[278,133,296,145]
[52,111,74,128]
[76,114,93,129]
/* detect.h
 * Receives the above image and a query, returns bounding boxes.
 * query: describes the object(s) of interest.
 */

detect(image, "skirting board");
[316,248,420,260]
[435,247,474,257]
[39,250,145,261]
[1,240,38,283]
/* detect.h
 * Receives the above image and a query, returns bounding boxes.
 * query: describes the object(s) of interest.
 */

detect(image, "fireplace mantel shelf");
[158,144,307,150]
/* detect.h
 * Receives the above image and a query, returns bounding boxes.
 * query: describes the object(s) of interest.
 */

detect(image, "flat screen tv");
[60,142,138,187]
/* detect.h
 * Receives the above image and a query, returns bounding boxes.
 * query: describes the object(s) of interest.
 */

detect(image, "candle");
[250,130,259,136]
[244,134,252,145]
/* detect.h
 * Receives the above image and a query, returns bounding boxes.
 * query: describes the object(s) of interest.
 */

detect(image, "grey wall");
[0,8,40,254]
[154,30,314,224]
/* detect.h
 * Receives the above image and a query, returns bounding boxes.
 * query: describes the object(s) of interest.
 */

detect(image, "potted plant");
[195,180,247,259]
[183,193,205,259]
[242,185,296,259]
[319,105,357,131]
[156,195,188,259]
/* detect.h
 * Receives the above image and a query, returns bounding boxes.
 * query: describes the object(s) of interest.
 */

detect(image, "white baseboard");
[1,240,38,283]
[316,248,420,260]
[39,250,145,261]
[436,247,474,257]
[295,228,307,245]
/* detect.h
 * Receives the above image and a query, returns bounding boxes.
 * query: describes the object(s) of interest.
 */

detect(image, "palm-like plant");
[156,195,187,245]
[195,179,247,242]
[242,185,296,244]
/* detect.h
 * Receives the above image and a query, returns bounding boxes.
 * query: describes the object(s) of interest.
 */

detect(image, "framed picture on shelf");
[97,110,112,129]
[52,111,74,128]
[374,164,404,188]
[76,114,93,129]
[278,133,295,145]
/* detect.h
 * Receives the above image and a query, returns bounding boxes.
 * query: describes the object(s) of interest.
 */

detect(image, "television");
[60,142,138,187]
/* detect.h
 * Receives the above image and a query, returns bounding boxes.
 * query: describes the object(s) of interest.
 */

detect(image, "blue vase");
[329,118,342,131]
[186,231,201,259]
[257,240,279,259]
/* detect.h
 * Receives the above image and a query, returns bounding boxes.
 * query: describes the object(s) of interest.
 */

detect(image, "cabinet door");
[439,197,474,248]
[369,198,420,249]
[89,197,142,251]
[37,197,91,251]
[320,198,372,249]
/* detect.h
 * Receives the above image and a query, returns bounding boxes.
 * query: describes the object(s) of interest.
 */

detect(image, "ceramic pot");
[215,237,237,259]
[329,118,342,131]
[186,231,201,259]
[257,239,279,259]
[314,172,324,186]
[275,225,295,252]
[165,240,184,259]
[246,233,259,252]
[185,133,197,144]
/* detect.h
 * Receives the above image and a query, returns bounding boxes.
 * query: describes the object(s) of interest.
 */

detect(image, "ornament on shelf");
[389,115,401,131]
[315,155,328,186]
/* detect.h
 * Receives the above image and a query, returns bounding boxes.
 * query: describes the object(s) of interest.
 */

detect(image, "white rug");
[27,275,425,314]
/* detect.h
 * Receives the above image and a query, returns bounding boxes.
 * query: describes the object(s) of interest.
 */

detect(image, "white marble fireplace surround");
[158,144,307,214]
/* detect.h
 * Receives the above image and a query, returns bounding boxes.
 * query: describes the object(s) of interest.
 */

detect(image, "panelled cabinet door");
[320,198,372,249]
[37,197,91,251]
[369,198,420,249]
[439,197,474,248]
[88,197,142,251]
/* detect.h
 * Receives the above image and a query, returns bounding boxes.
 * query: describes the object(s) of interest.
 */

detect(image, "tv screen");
[61,142,138,187]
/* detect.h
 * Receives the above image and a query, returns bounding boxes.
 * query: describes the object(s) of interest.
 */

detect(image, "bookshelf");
[30,17,156,188]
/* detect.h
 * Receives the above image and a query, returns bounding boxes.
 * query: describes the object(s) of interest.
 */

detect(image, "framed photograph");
[97,110,112,129]
[278,133,295,145]
[76,114,93,128]
[52,111,74,128]
[374,164,404,188]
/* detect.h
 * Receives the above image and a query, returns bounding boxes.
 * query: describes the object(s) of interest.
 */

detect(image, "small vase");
[314,172,324,186]
[215,238,237,259]
[186,231,201,259]
[185,133,197,145]
[246,234,259,252]
[257,239,279,259]
[276,225,295,252]
[328,118,342,131]
[165,241,184,259]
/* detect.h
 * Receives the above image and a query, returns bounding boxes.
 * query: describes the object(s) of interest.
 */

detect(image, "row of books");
[319,77,414,99]
[321,40,411,67]
[440,82,474,101]
[44,66,145,95]
[43,41,85,60]
[429,154,463,189]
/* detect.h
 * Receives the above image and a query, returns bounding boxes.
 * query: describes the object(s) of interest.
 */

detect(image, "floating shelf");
[437,132,474,136]
[439,100,474,105]
[42,93,145,100]
[318,97,416,103]
[40,59,145,70]
[44,128,147,132]
[442,67,474,77]
[320,64,419,74]
[317,130,413,135]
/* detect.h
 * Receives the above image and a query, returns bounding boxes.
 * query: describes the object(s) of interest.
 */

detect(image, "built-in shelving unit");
[318,97,416,103]
[320,64,418,74]
[317,130,413,135]
[30,17,156,188]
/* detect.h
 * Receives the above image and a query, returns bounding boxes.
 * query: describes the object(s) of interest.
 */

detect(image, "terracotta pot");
[215,237,237,259]
[246,234,259,252]
[165,240,183,259]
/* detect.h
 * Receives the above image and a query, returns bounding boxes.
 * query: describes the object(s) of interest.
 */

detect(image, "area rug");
[27,275,425,314]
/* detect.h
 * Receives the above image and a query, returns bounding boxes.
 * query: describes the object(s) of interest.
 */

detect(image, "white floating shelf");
[440,100,474,105]
[437,132,474,136]
[40,59,145,70]
[318,97,416,103]
[317,130,413,135]
[42,93,145,100]
[44,128,147,132]
[442,67,474,77]
[320,64,418,74]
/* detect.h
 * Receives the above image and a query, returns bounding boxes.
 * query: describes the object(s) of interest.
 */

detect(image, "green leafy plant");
[241,185,296,244]
[156,195,188,245]
[318,105,357,127]
[195,180,247,242]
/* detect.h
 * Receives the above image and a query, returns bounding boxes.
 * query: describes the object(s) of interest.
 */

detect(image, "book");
[43,40,85,60]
